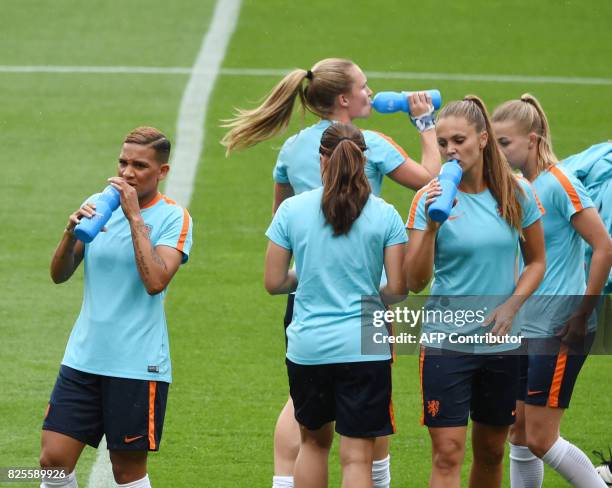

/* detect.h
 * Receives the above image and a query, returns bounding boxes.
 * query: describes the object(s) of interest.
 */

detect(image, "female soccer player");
[223,57,440,488]
[404,96,546,488]
[40,127,193,488]
[492,94,612,488]
[264,123,407,488]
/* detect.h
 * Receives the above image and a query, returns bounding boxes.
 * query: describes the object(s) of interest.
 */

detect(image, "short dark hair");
[124,126,171,163]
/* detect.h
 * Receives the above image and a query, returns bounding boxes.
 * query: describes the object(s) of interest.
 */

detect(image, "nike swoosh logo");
[527,390,544,396]
[124,435,144,443]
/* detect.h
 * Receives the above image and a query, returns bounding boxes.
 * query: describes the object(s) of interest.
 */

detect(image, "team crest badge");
[427,400,440,417]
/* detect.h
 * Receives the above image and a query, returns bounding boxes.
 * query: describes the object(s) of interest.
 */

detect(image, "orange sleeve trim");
[142,193,163,209]
[177,208,190,252]
[161,194,177,205]
[547,344,568,408]
[549,165,583,213]
[369,130,409,161]
[44,404,50,420]
[148,381,157,450]
[407,187,428,229]
[419,347,425,426]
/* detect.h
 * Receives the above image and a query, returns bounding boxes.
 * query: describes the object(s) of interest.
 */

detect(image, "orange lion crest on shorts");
[427,400,440,417]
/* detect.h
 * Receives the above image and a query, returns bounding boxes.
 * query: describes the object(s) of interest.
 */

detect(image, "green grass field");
[0,0,610,486]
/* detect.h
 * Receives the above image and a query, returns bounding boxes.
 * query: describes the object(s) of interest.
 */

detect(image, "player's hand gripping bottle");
[372,90,442,115]
[74,185,121,243]
[427,160,462,223]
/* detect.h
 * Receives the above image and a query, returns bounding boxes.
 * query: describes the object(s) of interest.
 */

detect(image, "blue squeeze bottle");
[427,160,462,223]
[74,185,121,243]
[372,90,442,115]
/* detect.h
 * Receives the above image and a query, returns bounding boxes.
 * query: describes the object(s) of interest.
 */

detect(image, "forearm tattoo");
[133,220,167,278]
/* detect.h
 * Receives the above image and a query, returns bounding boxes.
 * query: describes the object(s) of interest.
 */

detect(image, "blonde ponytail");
[492,93,558,173]
[220,69,309,154]
[221,58,357,155]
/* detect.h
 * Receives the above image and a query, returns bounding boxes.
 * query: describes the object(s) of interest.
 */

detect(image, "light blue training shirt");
[532,166,593,295]
[560,142,612,292]
[266,187,407,365]
[273,119,407,196]
[519,166,596,338]
[407,178,542,351]
[62,193,193,383]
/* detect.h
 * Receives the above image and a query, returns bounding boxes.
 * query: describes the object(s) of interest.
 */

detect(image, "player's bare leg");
[274,397,301,475]
[40,430,84,487]
[294,422,333,488]
[109,451,148,486]
[340,436,375,488]
[428,426,466,488]
[470,421,509,488]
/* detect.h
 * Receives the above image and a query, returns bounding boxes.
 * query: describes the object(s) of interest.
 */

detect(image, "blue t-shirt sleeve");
[385,205,408,246]
[273,138,294,184]
[517,179,543,228]
[265,199,292,250]
[156,207,193,263]
[406,189,428,231]
[550,166,594,221]
[364,130,407,175]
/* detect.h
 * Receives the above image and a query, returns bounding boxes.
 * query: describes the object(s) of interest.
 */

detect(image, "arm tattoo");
[150,240,168,271]
[133,220,151,277]
[133,220,167,277]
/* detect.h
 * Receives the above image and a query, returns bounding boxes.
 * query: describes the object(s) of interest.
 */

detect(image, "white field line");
[86,437,114,488]
[1,65,612,86]
[85,0,242,486]
[164,0,242,206]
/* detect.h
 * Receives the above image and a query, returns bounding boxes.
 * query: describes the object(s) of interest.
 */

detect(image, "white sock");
[542,437,607,487]
[40,470,78,488]
[272,475,294,488]
[372,455,391,488]
[509,443,544,488]
[115,474,151,488]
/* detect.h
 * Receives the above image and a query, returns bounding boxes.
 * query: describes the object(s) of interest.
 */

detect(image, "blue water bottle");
[428,160,462,223]
[372,90,442,115]
[74,185,121,243]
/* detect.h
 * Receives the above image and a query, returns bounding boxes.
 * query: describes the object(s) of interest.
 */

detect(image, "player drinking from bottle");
[404,96,546,488]
[492,94,612,488]
[222,57,440,488]
[40,127,193,488]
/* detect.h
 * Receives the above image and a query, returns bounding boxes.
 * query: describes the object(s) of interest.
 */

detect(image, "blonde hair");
[319,123,370,235]
[438,95,524,234]
[220,58,356,154]
[492,93,558,173]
